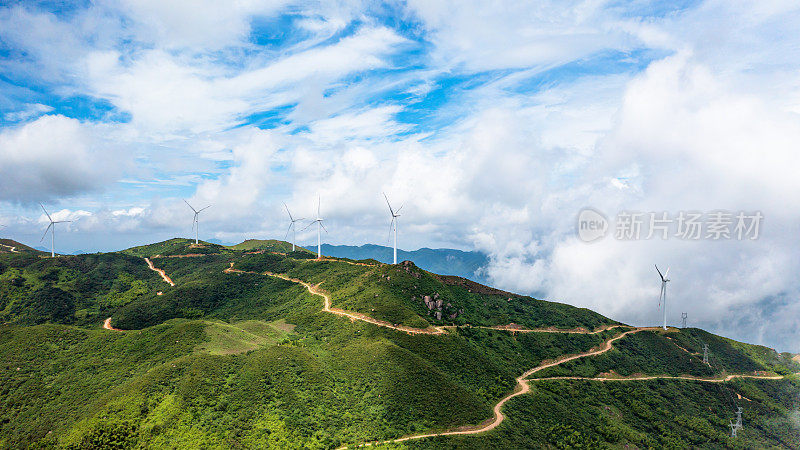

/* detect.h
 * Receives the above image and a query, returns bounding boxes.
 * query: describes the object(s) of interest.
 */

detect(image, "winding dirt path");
[531,374,784,382]
[224,263,625,337]
[145,257,175,286]
[122,258,785,447]
[441,323,629,334]
[340,327,783,449]
[0,243,18,253]
[225,264,446,335]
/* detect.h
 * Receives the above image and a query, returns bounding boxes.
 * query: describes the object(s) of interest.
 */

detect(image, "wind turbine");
[40,204,71,258]
[184,200,211,245]
[301,196,327,258]
[283,203,304,252]
[655,264,670,331]
[383,193,403,264]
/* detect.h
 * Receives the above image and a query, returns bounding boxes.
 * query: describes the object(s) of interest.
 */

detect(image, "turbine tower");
[39,204,71,258]
[283,203,304,252]
[383,193,403,264]
[655,264,670,330]
[184,200,211,245]
[301,196,327,258]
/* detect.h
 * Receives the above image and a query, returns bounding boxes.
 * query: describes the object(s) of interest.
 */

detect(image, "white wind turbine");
[184,200,211,245]
[40,204,72,258]
[383,193,403,264]
[655,264,670,331]
[283,203,304,252]
[301,196,327,259]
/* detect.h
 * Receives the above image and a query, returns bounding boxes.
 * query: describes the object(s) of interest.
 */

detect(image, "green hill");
[122,238,232,258]
[229,239,313,254]
[311,243,490,283]
[0,240,798,449]
[0,238,45,254]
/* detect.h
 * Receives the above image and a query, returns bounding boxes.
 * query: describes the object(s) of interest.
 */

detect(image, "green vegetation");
[0,239,44,254]
[0,239,798,449]
[234,253,616,330]
[314,243,490,284]
[411,377,800,449]
[228,239,313,254]
[196,319,293,355]
[122,238,232,258]
[0,252,162,327]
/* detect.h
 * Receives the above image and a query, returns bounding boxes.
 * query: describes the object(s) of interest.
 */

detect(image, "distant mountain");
[207,238,236,246]
[308,243,491,283]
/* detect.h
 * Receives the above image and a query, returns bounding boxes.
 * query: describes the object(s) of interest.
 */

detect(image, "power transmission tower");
[735,407,743,430]
[681,312,688,328]
[703,344,709,365]
[729,421,737,438]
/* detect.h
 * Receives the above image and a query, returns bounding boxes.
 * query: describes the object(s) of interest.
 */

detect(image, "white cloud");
[112,0,291,50]
[0,115,124,203]
[3,103,54,122]
[3,0,800,351]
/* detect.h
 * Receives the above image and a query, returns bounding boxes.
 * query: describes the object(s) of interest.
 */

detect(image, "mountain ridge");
[305,243,491,284]
[0,238,798,448]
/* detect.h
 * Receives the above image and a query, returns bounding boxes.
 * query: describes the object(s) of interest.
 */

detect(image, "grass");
[228,239,314,254]
[195,319,293,355]
[0,240,798,448]
[121,238,232,258]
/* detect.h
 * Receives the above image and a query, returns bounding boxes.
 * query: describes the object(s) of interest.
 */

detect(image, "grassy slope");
[411,377,800,449]
[233,253,615,330]
[0,245,798,448]
[0,239,44,254]
[121,238,231,258]
[229,239,314,254]
[0,252,163,327]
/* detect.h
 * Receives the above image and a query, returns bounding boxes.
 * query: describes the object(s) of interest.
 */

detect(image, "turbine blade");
[665,267,670,278]
[317,195,321,218]
[284,202,293,221]
[284,222,293,240]
[40,203,52,222]
[655,264,664,281]
[388,218,395,244]
[320,221,328,233]
[197,205,211,213]
[184,199,197,213]
[41,222,52,242]
[300,220,314,232]
[396,203,404,214]
[383,192,394,215]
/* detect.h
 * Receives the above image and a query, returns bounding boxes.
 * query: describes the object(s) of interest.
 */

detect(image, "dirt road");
[339,327,783,448]
[226,263,628,337]
[145,257,175,286]
[102,317,123,331]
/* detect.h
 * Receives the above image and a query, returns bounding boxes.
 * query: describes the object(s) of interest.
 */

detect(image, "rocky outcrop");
[417,292,462,322]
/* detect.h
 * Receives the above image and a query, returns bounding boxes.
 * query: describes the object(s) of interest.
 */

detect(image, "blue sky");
[1,0,800,351]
